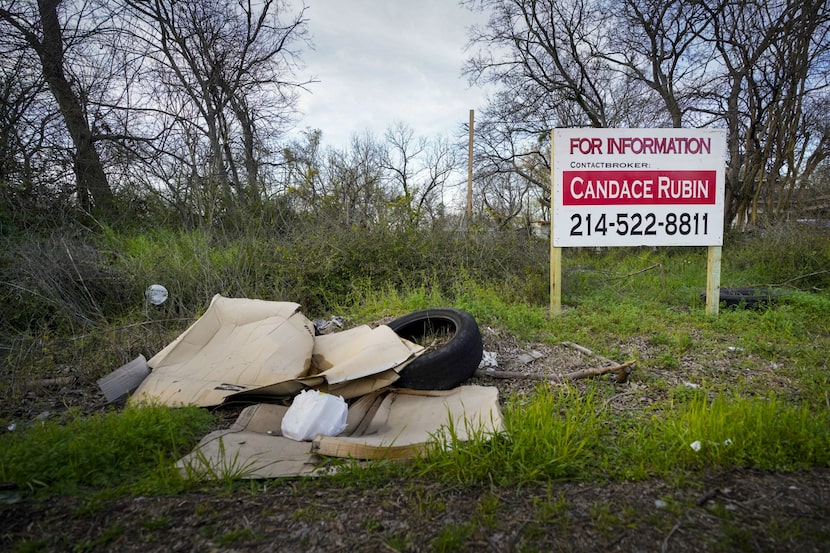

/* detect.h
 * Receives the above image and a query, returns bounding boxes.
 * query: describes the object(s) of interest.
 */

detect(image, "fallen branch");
[609,262,661,281]
[560,341,618,367]
[475,360,635,384]
[563,360,635,383]
[661,523,681,553]
[773,269,830,289]
[24,376,75,390]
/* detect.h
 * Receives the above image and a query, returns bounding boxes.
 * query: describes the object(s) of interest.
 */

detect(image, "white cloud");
[293,0,490,148]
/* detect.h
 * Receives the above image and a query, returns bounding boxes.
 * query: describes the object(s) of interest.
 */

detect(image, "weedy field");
[1,222,828,552]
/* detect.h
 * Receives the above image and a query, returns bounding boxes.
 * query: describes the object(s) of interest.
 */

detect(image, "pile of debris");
[98,296,502,479]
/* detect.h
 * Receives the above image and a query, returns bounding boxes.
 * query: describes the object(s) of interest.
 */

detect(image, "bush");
[725,223,830,289]
[0,232,133,331]
[1,219,827,410]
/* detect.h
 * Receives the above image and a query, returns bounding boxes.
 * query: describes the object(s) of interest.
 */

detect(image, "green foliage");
[0,232,133,331]
[93,223,549,321]
[180,436,264,489]
[1,220,828,497]
[417,385,605,485]
[647,393,830,472]
[430,522,475,552]
[411,384,830,487]
[5,219,823,341]
[724,224,830,289]
[0,404,214,496]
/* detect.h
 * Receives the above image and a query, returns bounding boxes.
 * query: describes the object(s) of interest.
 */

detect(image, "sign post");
[549,128,726,315]
[706,245,722,314]
[550,138,562,315]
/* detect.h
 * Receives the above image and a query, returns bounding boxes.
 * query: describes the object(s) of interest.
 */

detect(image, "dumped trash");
[177,386,504,479]
[386,308,484,390]
[98,295,500,478]
[690,438,734,452]
[127,295,423,407]
[312,316,345,334]
[280,390,348,442]
[97,355,150,403]
[701,287,784,309]
[479,351,498,369]
[145,284,169,306]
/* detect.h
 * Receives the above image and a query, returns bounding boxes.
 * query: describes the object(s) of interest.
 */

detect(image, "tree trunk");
[36,0,114,216]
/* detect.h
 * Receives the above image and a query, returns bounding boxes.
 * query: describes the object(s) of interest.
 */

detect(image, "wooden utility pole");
[467,110,474,224]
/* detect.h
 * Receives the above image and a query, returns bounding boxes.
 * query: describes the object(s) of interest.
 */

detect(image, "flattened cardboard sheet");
[313,386,504,459]
[131,295,316,407]
[176,403,322,479]
[177,385,504,479]
[97,355,150,403]
[234,325,423,401]
[128,296,424,407]
[312,325,421,384]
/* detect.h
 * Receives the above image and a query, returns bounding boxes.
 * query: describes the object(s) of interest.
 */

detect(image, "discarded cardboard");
[232,323,422,401]
[177,403,323,479]
[131,296,314,406]
[127,295,423,407]
[177,385,504,479]
[313,386,504,460]
[97,355,150,403]
[101,296,501,480]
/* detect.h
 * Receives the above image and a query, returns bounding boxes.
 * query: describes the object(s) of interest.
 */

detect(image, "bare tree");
[321,132,387,228]
[606,0,714,128]
[382,121,458,225]
[480,171,531,229]
[464,0,648,129]
[463,0,830,230]
[0,0,115,216]
[462,0,657,226]
[703,0,830,229]
[0,51,45,188]
[282,128,324,216]
[120,0,310,225]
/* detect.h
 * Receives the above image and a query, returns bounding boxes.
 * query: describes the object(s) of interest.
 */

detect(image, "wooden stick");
[475,360,635,384]
[562,360,635,383]
[774,269,830,287]
[559,341,617,367]
[25,376,75,390]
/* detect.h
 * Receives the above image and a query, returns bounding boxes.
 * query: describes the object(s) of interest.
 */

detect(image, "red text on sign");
[562,170,716,206]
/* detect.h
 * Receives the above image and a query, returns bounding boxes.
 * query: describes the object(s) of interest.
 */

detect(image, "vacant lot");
[4,324,830,552]
[2,225,828,551]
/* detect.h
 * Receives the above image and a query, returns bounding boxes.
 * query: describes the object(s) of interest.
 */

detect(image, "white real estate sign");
[552,128,726,247]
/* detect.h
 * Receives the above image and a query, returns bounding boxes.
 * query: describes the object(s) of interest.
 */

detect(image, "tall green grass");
[0,404,214,496]
[649,392,830,472]
[0,221,827,497]
[415,384,830,486]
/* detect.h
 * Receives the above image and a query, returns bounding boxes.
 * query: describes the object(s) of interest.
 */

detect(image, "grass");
[431,522,474,552]
[411,383,830,486]
[179,436,265,488]
[616,391,830,477]
[0,222,828,499]
[0,404,214,496]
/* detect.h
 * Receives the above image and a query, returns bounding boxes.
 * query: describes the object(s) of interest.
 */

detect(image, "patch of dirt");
[3,469,829,551]
[2,326,829,552]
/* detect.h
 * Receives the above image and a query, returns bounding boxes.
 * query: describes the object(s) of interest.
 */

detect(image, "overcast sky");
[293,0,491,148]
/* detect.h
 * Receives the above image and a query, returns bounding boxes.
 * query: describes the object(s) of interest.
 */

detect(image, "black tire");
[386,308,483,390]
[703,287,782,309]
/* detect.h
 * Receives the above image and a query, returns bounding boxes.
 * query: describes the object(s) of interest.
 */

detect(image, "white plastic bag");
[281,390,348,441]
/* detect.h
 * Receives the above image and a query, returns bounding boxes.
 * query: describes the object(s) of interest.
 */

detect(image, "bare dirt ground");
[2,325,829,552]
